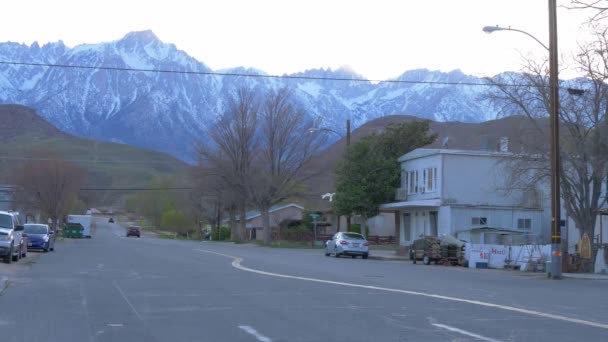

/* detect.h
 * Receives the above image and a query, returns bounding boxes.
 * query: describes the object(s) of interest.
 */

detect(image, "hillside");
[302,114,548,210]
[0,104,189,206]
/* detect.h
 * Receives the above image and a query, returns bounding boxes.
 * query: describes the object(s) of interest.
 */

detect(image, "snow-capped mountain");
[0,30,500,161]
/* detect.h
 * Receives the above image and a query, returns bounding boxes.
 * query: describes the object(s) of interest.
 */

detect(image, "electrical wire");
[0,60,540,88]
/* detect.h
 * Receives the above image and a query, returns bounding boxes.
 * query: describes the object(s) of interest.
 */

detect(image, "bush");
[349,224,361,234]
[212,226,231,241]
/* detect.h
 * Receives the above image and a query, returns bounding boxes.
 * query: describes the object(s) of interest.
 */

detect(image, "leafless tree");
[196,87,260,241]
[486,26,608,247]
[567,1,608,22]
[11,157,85,229]
[248,87,325,245]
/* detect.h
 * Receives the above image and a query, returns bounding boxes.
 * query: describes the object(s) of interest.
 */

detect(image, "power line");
[0,60,535,88]
[0,155,183,165]
[79,187,193,191]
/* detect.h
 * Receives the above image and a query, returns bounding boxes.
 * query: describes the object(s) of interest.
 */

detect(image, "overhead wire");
[0,60,546,88]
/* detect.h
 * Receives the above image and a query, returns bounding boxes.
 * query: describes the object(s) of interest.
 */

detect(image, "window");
[407,171,416,194]
[472,217,487,225]
[518,218,532,230]
[424,167,437,192]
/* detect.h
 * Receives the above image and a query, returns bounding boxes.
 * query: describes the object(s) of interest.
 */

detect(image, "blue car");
[23,224,55,252]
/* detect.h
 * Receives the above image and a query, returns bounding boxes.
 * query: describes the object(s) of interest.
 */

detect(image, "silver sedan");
[324,232,369,259]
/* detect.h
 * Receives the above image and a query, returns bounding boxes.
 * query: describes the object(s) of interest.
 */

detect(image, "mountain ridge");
[1,30,514,161]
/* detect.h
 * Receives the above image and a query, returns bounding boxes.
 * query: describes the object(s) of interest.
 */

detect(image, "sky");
[0,0,600,80]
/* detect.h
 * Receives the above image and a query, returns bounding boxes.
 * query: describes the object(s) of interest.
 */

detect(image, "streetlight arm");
[483,25,549,51]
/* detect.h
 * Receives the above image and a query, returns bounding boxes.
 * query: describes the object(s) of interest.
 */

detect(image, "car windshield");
[0,214,12,228]
[343,233,364,240]
[24,224,48,234]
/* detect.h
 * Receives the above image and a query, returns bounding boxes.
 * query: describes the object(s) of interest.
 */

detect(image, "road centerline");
[194,248,608,330]
[238,325,273,342]
[431,322,502,342]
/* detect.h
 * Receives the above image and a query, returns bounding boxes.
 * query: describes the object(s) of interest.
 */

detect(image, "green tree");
[332,121,436,232]
[161,209,194,237]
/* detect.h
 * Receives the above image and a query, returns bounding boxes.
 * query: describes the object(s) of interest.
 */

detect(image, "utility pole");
[548,0,562,279]
[346,119,351,146]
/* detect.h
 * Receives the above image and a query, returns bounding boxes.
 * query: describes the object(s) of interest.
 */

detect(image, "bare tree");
[567,1,608,22]
[196,87,260,241]
[11,157,85,228]
[486,27,608,248]
[248,87,325,245]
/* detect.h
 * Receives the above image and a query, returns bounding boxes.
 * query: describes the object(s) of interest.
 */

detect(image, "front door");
[429,211,438,237]
[402,213,411,244]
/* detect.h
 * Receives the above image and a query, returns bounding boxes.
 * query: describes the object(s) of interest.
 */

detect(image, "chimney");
[499,137,509,152]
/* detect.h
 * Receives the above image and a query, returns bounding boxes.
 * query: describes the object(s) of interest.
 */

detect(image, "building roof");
[223,203,305,223]
[398,148,512,162]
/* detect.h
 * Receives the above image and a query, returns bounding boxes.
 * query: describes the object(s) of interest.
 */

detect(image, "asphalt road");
[0,218,607,342]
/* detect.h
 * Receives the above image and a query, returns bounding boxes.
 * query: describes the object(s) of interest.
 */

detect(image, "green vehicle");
[63,223,84,238]
[410,236,442,265]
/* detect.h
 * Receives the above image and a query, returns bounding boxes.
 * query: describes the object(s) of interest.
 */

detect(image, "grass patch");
[253,240,322,249]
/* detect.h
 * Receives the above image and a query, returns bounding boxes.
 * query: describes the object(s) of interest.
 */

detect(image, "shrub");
[349,224,361,234]
[212,226,231,241]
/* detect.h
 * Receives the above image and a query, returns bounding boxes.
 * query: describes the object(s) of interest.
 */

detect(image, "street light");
[483,0,562,279]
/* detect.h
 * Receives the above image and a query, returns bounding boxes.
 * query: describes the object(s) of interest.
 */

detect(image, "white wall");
[442,154,521,207]
[400,154,442,201]
[450,206,544,238]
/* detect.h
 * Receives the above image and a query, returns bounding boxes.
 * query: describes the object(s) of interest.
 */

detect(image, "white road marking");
[431,323,502,342]
[194,248,608,330]
[238,325,273,342]
[107,323,124,327]
[113,281,144,322]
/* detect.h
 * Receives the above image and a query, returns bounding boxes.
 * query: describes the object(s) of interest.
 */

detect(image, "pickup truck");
[0,211,26,264]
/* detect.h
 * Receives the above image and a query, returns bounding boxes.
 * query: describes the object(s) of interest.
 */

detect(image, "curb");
[368,255,409,261]
[561,274,608,281]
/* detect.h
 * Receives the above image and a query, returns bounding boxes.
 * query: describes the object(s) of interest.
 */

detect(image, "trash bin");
[63,223,84,238]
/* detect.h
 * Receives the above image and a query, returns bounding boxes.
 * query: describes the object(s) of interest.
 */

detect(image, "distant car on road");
[126,227,141,238]
[108,217,114,223]
[0,211,26,263]
[324,232,369,259]
[24,224,55,252]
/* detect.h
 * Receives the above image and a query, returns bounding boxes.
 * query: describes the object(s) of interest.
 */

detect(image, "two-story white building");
[381,148,551,249]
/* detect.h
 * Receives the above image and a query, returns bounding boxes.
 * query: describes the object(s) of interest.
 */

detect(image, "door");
[429,211,438,237]
[402,213,411,244]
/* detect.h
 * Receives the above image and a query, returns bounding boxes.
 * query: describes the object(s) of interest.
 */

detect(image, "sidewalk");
[562,272,608,280]
[368,249,409,261]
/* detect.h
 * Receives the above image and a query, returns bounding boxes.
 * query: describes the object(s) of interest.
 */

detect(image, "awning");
[379,199,441,210]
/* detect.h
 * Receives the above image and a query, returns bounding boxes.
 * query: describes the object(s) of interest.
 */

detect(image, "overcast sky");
[0,0,598,80]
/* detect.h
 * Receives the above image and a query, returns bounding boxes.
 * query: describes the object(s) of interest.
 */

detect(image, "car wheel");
[324,252,330,257]
[423,255,431,265]
[351,255,357,259]
[4,245,13,264]
[362,253,369,259]
[43,243,49,253]
[412,251,417,264]
[335,252,341,258]
[12,250,19,262]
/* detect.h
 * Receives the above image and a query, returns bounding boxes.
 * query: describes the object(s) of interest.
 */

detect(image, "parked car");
[0,211,26,263]
[126,226,141,238]
[24,224,55,252]
[324,232,369,259]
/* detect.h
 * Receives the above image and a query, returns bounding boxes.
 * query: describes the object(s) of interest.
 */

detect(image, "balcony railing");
[395,188,407,201]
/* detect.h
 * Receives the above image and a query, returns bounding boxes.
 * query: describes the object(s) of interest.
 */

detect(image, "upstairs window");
[472,217,487,225]
[518,218,532,230]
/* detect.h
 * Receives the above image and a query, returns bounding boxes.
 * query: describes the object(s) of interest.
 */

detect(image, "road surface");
[0,217,607,341]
